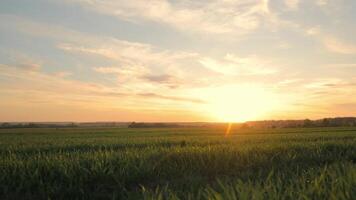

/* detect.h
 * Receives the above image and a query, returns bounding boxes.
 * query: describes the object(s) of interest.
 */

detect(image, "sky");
[0,0,356,122]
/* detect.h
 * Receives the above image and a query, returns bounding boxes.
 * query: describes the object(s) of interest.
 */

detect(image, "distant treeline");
[128,117,356,129]
[244,117,356,128]
[2,117,356,129]
[128,122,181,128]
[0,123,77,129]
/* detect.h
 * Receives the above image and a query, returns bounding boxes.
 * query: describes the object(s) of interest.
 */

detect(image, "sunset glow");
[197,85,280,122]
[1,0,356,122]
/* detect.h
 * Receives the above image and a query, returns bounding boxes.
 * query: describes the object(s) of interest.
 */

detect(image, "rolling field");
[0,126,355,199]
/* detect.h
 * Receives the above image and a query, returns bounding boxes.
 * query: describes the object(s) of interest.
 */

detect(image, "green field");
[0,127,355,199]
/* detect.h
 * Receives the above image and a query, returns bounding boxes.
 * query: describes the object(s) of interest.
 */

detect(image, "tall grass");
[0,127,355,199]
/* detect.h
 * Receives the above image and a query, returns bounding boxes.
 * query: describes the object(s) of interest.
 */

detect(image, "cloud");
[316,0,328,6]
[199,54,277,76]
[306,26,321,36]
[306,26,356,54]
[321,36,356,54]
[4,51,43,71]
[58,41,158,64]
[0,14,283,90]
[141,74,181,88]
[64,0,272,35]
[93,66,148,86]
[14,62,41,71]
[2,14,249,91]
[0,64,105,95]
[93,66,147,76]
[326,63,356,69]
[142,74,173,83]
[304,78,346,89]
[89,91,205,104]
[300,78,356,104]
[138,93,205,104]
[93,66,182,89]
[53,71,73,78]
[0,65,207,121]
[285,0,299,10]
[46,26,202,90]
[278,78,302,85]
[0,14,94,44]
[58,41,196,67]
[63,39,278,89]
[56,36,200,90]
[0,64,205,107]
[2,14,195,65]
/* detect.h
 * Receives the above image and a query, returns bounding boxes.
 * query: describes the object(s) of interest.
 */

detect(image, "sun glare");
[199,85,279,122]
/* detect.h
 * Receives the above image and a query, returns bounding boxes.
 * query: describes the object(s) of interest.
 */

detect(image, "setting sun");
[196,85,279,122]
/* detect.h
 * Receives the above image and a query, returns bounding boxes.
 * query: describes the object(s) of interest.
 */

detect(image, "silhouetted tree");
[303,119,313,127]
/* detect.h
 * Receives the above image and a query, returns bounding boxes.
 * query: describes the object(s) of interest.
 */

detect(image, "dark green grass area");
[0,127,355,199]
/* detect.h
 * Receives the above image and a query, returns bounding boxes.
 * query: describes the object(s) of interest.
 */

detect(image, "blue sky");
[1,0,356,122]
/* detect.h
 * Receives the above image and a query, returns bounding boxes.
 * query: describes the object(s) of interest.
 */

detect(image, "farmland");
[0,126,355,199]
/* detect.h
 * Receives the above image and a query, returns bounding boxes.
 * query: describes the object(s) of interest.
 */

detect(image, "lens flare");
[225,122,233,137]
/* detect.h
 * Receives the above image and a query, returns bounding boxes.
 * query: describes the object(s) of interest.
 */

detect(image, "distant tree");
[70,123,77,127]
[240,123,250,129]
[1,122,10,128]
[322,118,330,127]
[128,122,180,128]
[128,122,136,128]
[27,123,38,128]
[303,119,313,127]
[128,122,146,128]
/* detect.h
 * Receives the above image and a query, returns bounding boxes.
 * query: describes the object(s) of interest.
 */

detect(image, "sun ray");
[225,122,233,137]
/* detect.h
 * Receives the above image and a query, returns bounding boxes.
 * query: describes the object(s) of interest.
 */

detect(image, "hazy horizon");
[2,116,356,124]
[1,0,356,122]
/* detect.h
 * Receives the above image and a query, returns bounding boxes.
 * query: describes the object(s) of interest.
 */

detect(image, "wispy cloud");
[316,0,328,6]
[138,93,205,104]
[278,78,302,86]
[0,64,205,106]
[58,41,197,68]
[285,0,300,10]
[321,36,356,54]
[14,62,41,71]
[0,14,93,43]
[141,74,181,88]
[304,78,347,89]
[0,16,199,90]
[53,71,73,78]
[4,51,43,71]
[65,0,272,35]
[199,54,277,76]
[306,26,356,54]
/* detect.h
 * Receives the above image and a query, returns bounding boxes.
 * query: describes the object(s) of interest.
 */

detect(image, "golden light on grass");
[225,122,233,137]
